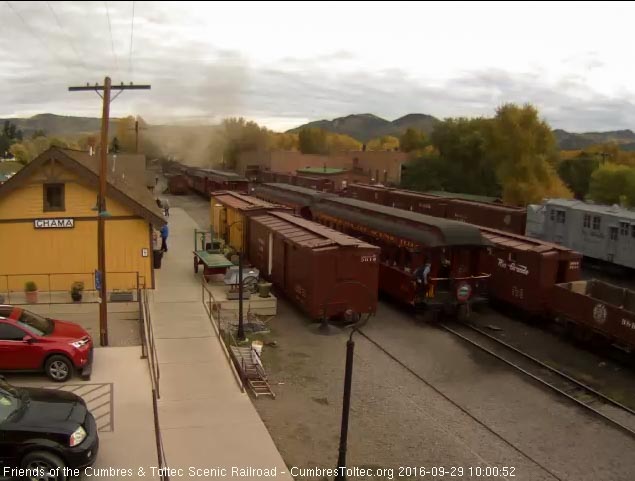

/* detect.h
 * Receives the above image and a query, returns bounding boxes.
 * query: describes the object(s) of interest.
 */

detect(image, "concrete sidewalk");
[150,207,293,479]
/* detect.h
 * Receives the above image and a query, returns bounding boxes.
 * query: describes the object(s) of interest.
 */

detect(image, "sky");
[2,1,635,132]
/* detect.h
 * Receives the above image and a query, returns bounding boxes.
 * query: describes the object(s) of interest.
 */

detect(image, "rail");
[440,322,635,439]
[0,271,143,305]
[201,278,245,392]
[139,288,170,481]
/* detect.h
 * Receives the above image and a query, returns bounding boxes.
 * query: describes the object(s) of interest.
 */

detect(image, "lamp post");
[226,219,247,341]
[318,281,375,481]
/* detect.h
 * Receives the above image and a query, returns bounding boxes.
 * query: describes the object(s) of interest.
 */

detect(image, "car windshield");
[15,309,53,336]
[0,381,21,422]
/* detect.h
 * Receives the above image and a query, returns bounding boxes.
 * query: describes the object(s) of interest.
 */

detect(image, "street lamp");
[318,281,375,481]
[225,219,247,341]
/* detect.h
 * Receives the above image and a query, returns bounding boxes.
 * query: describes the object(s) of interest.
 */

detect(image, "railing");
[139,288,169,481]
[201,278,245,392]
[0,271,143,305]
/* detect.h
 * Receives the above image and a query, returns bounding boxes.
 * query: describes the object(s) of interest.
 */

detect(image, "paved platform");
[150,207,293,479]
[3,346,159,481]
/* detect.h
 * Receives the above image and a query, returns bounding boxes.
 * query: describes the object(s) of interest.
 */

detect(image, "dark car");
[0,377,99,480]
[0,306,93,382]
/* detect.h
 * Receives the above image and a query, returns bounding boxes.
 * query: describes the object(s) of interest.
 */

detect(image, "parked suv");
[0,306,93,382]
[0,376,99,479]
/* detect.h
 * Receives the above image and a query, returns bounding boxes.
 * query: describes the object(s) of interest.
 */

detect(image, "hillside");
[0,114,116,138]
[288,113,440,142]
[553,128,635,150]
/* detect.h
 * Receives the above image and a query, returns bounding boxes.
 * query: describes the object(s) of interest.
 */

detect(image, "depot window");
[43,183,65,212]
[583,214,591,228]
[592,216,601,230]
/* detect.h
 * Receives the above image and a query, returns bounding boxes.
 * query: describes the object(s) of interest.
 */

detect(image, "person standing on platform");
[160,223,169,253]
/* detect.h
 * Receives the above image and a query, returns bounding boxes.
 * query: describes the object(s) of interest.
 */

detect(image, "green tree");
[588,163,635,206]
[399,128,428,153]
[557,153,600,199]
[298,127,328,154]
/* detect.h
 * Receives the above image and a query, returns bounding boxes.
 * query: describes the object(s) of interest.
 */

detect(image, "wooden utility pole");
[69,77,151,346]
[129,117,147,154]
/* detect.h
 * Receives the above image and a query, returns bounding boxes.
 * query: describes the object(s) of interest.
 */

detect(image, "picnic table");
[192,228,235,280]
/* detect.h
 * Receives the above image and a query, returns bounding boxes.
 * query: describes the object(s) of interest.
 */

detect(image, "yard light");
[227,219,247,341]
[316,281,375,481]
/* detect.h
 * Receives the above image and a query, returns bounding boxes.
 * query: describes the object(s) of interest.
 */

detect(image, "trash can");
[153,249,163,269]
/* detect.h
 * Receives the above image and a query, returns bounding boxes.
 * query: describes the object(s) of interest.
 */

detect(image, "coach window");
[610,227,618,241]
[556,210,566,224]
[43,183,65,212]
[583,214,591,228]
[593,216,601,230]
[620,222,629,236]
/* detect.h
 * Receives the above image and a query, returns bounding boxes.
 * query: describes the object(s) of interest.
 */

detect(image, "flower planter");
[25,290,38,304]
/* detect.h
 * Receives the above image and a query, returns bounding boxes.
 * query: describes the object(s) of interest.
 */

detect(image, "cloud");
[1,2,635,133]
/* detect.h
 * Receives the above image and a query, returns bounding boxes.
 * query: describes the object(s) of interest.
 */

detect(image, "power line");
[5,1,72,75]
[104,1,120,77]
[129,1,135,78]
[46,0,87,71]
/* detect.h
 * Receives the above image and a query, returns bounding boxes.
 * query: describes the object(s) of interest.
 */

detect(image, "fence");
[0,271,143,305]
[139,288,169,481]
[201,278,245,392]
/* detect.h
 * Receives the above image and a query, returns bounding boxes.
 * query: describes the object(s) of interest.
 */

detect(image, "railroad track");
[440,322,635,439]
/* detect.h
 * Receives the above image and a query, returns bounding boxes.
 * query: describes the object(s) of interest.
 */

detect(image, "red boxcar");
[166,174,189,195]
[294,175,334,192]
[346,183,393,205]
[446,200,527,235]
[478,227,582,315]
[248,211,379,320]
[386,190,449,218]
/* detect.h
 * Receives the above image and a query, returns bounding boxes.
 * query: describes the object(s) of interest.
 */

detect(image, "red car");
[0,305,93,382]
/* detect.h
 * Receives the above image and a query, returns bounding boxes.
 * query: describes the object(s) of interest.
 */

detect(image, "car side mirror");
[23,335,35,344]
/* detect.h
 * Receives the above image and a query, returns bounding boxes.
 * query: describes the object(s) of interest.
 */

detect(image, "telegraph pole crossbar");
[68,77,151,346]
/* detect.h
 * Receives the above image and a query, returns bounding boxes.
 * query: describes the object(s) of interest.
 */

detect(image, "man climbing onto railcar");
[414,258,432,298]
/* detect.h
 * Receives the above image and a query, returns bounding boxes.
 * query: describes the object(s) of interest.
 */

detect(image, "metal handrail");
[139,288,169,481]
[0,271,142,305]
[201,278,245,392]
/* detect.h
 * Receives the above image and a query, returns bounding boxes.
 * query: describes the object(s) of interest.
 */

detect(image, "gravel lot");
[169,187,635,481]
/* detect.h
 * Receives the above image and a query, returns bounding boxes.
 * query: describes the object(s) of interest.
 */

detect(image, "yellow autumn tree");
[367,135,400,151]
[486,103,573,205]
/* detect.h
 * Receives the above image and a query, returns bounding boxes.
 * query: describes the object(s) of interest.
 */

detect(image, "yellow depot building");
[0,147,166,295]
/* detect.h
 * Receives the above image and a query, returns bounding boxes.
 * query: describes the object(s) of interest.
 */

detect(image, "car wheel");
[21,451,66,481]
[45,355,73,382]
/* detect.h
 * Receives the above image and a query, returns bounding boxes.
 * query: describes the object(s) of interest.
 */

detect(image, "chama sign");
[34,218,75,229]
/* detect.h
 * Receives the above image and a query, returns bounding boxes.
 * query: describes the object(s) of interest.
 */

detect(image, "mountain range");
[4,113,635,151]
[0,113,116,138]
[286,113,440,142]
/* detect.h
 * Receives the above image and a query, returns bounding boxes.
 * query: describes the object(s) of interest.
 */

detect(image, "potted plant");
[25,281,38,304]
[70,281,85,302]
